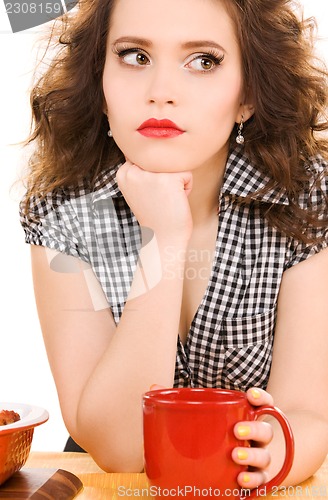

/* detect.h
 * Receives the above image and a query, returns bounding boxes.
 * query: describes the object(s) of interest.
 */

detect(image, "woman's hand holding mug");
[232,388,276,490]
[143,387,294,499]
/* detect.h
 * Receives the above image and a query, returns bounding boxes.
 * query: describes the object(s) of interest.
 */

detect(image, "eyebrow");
[181,40,226,53]
[112,36,152,47]
[112,37,226,53]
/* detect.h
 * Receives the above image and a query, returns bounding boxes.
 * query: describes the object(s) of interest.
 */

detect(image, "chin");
[127,154,191,173]
[118,138,190,172]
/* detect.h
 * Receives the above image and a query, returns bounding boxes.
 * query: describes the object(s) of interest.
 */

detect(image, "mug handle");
[248,405,295,498]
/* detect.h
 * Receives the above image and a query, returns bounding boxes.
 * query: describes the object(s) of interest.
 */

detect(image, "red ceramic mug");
[143,388,294,499]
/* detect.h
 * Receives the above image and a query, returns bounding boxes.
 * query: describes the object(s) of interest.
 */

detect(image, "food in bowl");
[0,403,48,486]
[0,410,21,426]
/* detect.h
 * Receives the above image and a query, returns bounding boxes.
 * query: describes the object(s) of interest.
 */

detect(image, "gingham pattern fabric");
[20,147,328,391]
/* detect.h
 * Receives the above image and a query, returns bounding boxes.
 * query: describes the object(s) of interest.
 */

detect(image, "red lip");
[137,118,184,138]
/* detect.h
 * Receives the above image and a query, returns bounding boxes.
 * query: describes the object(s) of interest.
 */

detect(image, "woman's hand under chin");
[116,160,193,243]
[232,388,274,490]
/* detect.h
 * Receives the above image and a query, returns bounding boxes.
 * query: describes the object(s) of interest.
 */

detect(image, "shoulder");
[284,154,328,270]
[20,163,121,222]
[298,154,328,210]
[19,166,120,258]
[19,182,88,259]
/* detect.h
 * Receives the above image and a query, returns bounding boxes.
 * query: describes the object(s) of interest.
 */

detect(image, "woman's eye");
[120,50,150,66]
[186,54,224,72]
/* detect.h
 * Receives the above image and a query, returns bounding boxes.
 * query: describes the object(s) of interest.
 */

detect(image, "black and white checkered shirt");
[20,147,328,390]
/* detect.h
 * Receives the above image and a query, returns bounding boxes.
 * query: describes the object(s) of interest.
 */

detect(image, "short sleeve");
[19,189,90,263]
[284,156,328,270]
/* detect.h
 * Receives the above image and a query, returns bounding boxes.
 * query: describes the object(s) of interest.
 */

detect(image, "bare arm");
[265,246,328,485]
[231,247,328,490]
[31,163,193,472]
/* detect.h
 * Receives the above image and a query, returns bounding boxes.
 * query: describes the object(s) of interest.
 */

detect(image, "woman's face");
[103,0,250,173]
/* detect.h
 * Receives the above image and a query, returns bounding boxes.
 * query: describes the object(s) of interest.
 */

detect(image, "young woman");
[20,0,328,490]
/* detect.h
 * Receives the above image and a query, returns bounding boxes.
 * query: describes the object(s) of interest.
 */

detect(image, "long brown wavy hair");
[24,0,328,243]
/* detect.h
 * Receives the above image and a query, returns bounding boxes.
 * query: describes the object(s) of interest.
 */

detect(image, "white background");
[0,1,327,452]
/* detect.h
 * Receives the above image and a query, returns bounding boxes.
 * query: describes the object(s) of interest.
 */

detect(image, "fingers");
[116,161,140,184]
[232,446,271,469]
[149,384,167,390]
[246,387,274,407]
[234,419,273,445]
[115,161,132,188]
[232,428,272,490]
[232,388,275,491]
[117,162,193,194]
[237,470,269,491]
[181,171,193,196]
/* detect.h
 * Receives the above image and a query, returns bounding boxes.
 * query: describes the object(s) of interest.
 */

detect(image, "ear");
[236,102,255,123]
[236,85,255,123]
[103,101,109,116]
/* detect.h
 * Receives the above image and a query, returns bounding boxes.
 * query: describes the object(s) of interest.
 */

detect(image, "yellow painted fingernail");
[243,474,251,483]
[251,388,261,399]
[237,425,251,437]
[237,449,249,460]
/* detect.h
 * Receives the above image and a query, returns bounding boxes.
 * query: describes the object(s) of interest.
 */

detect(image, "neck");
[188,151,228,227]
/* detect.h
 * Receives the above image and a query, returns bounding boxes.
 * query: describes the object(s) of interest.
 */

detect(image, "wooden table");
[25,452,328,499]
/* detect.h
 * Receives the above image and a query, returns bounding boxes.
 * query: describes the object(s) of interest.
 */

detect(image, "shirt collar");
[91,148,289,206]
[222,147,289,205]
[91,164,123,204]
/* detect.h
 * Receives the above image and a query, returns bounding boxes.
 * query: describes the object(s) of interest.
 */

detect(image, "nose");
[146,64,178,107]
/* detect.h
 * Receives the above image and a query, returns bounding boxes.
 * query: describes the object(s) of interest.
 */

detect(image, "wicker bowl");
[0,403,49,485]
